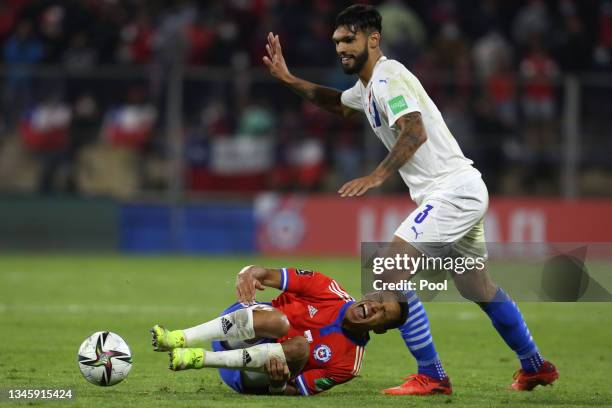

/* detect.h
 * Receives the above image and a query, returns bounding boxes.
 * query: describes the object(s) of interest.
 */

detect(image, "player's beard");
[341,46,369,75]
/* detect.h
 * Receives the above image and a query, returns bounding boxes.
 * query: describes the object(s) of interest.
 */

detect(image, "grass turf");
[1,255,611,407]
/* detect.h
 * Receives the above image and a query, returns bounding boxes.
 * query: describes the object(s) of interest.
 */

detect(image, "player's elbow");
[416,131,427,146]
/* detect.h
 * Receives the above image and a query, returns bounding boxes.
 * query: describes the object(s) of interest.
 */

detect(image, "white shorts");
[395,173,489,260]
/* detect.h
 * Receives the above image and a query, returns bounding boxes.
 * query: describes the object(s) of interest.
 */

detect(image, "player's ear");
[368,31,380,48]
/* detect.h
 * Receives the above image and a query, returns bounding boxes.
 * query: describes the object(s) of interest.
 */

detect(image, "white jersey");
[341,56,480,204]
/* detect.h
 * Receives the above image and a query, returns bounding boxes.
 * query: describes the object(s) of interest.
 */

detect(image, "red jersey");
[271,268,367,396]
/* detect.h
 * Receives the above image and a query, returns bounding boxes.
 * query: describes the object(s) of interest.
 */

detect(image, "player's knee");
[270,311,290,337]
[453,274,497,303]
[253,309,290,338]
[281,336,309,364]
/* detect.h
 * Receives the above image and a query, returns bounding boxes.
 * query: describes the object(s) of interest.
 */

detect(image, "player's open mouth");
[360,304,368,319]
[341,56,353,64]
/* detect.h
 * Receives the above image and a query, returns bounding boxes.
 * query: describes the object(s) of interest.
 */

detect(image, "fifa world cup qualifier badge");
[388,95,409,115]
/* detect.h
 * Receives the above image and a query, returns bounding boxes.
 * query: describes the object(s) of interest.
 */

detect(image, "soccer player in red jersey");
[151,265,407,396]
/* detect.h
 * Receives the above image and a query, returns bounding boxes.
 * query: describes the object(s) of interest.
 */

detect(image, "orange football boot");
[511,361,559,391]
[382,374,452,396]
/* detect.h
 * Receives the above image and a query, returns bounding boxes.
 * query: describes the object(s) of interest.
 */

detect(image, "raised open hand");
[262,32,291,82]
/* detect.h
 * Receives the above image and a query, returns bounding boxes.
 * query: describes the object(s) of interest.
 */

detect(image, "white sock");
[202,343,286,372]
[183,308,255,346]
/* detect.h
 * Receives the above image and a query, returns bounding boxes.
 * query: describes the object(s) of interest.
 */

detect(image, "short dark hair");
[335,4,382,35]
[363,291,408,330]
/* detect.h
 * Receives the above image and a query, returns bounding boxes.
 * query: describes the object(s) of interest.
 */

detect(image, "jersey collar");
[319,301,370,346]
[364,55,387,88]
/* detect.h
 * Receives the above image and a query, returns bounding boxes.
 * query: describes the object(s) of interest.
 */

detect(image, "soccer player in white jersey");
[263,4,558,395]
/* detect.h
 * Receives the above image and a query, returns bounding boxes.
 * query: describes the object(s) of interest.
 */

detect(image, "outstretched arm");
[263,32,356,117]
[235,265,282,304]
[338,112,428,197]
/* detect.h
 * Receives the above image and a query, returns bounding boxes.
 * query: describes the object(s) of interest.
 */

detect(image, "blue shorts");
[213,301,274,394]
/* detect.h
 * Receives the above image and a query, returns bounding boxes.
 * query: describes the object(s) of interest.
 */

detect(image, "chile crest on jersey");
[313,344,332,363]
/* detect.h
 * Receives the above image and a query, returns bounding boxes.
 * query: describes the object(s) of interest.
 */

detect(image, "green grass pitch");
[1,255,611,407]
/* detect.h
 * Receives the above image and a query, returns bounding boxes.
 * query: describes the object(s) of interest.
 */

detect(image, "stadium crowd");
[0,0,611,196]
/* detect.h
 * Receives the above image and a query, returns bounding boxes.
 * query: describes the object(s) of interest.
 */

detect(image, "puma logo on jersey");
[308,305,318,318]
[411,225,423,240]
[221,317,233,334]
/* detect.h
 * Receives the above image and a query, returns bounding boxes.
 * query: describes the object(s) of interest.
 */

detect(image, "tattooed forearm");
[285,76,349,116]
[372,112,427,179]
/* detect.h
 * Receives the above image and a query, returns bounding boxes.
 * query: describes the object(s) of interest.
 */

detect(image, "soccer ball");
[77,331,132,386]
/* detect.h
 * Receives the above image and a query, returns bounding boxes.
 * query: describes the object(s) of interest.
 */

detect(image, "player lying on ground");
[263,4,558,394]
[151,265,408,396]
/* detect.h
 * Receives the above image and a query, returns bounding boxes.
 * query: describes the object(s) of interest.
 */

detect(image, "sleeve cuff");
[389,107,421,129]
[295,374,310,396]
[280,268,289,291]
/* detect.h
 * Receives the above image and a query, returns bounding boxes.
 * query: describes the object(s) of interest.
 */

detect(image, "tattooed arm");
[263,32,356,117]
[338,112,427,197]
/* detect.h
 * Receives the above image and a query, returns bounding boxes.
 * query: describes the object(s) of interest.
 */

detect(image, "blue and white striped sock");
[482,287,544,373]
[398,291,447,380]
[520,351,545,373]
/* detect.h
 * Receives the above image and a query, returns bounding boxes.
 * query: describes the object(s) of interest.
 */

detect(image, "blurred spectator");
[39,5,66,63]
[486,57,518,127]
[472,93,509,194]
[286,138,326,190]
[427,0,459,28]
[71,93,100,149]
[238,101,276,137]
[472,30,512,79]
[89,2,121,65]
[297,17,335,67]
[462,0,505,40]
[201,102,232,138]
[185,15,215,65]
[102,87,157,150]
[431,22,472,103]
[0,2,19,43]
[116,11,153,65]
[378,0,426,64]
[520,37,559,193]
[554,2,591,73]
[520,38,559,127]
[3,19,43,125]
[62,32,97,69]
[593,0,612,70]
[18,96,72,193]
[512,0,551,47]
[2,18,43,63]
[432,22,468,71]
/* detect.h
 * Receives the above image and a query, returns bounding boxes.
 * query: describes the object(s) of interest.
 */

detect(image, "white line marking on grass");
[457,311,479,320]
[0,304,215,315]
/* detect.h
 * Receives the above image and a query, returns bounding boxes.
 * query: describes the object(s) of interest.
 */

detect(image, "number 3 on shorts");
[414,204,434,224]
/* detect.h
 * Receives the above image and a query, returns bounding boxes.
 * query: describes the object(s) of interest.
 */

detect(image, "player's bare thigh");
[378,235,425,282]
[251,307,290,339]
[389,235,497,303]
[451,262,497,304]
